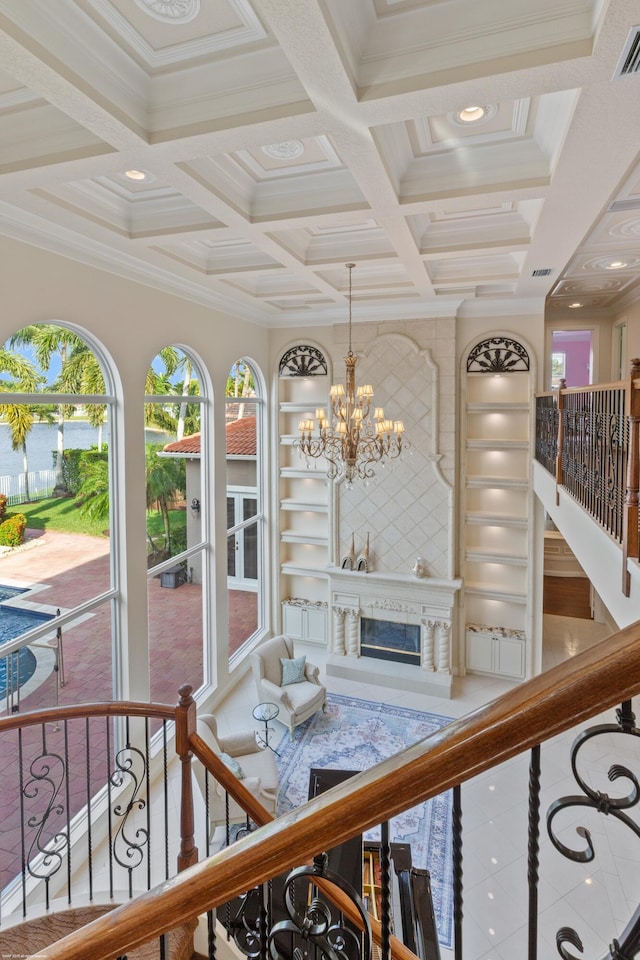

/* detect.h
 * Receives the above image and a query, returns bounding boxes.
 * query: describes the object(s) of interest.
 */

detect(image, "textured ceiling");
[1,0,640,327]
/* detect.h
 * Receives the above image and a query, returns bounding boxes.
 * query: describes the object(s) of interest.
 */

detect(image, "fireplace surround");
[326,566,462,698]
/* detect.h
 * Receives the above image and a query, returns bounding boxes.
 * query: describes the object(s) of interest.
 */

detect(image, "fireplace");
[326,566,462,698]
[360,618,421,665]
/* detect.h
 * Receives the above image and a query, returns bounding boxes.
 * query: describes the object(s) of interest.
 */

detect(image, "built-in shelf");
[280,467,328,480]
[279,401,324,413]
[465,551,528,565]
[280,561,330,578]
[280,499,328,513]
[465,512,528,527]
[466,439,529,449]
[465,476,528,488]
[462,358,532,678]
[464,584,527,603]
[466,402,529,412]
[281,530,328,546]
[278,359,332,620]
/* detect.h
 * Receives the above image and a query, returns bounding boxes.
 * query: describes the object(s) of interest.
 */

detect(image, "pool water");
[0,586,54,696]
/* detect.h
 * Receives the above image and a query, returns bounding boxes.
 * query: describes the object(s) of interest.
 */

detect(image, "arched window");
[226,359,265,660]
[0,323,117,708]
[144,346,209,701]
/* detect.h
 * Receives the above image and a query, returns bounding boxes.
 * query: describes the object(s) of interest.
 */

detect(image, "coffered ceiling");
[1,0,640,326]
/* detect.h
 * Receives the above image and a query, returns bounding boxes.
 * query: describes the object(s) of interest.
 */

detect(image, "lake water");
[0,421,170,479]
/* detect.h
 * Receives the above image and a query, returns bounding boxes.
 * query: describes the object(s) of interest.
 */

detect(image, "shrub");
[0,513,27,547]
[0,493,7,521]
[54,447,109,495]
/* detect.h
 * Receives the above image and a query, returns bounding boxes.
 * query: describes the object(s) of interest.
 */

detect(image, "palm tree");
[10,325,85,495]
[0,348,42,501]
[57,346,108,450]
[0,402,54,502]
[144,347,201,440]
[76,457,110,524]
[145,443,186,559]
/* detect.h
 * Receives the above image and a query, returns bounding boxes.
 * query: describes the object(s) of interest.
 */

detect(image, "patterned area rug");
[274,692,453,948]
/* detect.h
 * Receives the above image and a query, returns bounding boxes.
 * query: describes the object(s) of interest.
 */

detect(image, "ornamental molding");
[467,336,530,373]
[134,0,199,22]
[279,345,328,377]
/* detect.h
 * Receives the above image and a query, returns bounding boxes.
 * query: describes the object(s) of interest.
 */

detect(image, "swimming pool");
[0,585,54,696]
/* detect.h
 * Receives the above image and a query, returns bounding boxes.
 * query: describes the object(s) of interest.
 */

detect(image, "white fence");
[0,469,57,506]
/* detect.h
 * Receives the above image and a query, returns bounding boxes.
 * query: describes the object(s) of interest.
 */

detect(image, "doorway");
[550,329,594,388]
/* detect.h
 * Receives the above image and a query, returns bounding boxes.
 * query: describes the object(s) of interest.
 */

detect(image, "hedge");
[0,513,27,547]
[53,448,109,494]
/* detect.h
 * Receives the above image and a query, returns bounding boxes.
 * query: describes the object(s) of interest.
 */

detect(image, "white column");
[436,621,451,673]
[346,610,360,657]
[421,619,436,672]
[332,606,346,655]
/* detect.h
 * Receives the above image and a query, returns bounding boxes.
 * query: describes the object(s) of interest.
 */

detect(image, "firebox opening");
[360,618,421,665]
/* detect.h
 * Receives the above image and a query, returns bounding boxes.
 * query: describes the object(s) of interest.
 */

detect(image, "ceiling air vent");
[532,268,553,277]
[609,196,640,213]
[614,27,640,78]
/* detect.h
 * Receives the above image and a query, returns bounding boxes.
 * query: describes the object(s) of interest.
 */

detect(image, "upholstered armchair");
[251,635,326,740]
[193,713,279,831]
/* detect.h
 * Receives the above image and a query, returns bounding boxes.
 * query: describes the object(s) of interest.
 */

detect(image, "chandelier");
[295,263,409,487]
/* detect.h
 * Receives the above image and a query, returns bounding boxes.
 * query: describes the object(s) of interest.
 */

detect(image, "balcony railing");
[535,357,640,595]
[2,621,640,960]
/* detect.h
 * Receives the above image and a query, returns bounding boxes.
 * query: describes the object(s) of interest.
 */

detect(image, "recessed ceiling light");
[568,302,583,308]
[606,259,628,269]
[125,169,147,181]
[457,105,487,123]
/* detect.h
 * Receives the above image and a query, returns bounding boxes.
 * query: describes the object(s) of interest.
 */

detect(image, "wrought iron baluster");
[547,700,640,957]
[64,720,71,905]
[452,785,463,960]
[380,819,391,960]
[86,717,93,901]
[107,716,114,899]
[528,745,541,960]
[163,720,169,881]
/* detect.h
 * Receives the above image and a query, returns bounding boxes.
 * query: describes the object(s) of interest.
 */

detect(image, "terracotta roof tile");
[162,417,256,457]
[163,433,201,455]
[226,416,256,456]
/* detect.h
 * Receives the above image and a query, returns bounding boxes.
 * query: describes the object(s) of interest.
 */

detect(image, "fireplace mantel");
[326,565,462,698]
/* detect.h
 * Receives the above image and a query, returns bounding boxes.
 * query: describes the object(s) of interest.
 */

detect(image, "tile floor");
[215,614,639,960]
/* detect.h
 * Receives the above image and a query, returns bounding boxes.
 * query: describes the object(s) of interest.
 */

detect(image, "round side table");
[252,701,279,752]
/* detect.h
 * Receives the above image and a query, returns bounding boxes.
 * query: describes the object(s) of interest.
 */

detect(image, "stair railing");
[535,357,640,595]
[26,616,640,960]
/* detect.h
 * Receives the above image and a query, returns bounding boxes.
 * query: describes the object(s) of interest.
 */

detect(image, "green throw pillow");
[280,654,306,685]
[219,752,245,779]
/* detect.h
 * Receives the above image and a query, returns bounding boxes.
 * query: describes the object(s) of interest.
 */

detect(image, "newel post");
[176,683,199,871]
[555,378,566,505]
[622,359,640,596]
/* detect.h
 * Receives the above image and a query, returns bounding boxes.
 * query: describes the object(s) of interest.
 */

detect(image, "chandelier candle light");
[295,263,409,487]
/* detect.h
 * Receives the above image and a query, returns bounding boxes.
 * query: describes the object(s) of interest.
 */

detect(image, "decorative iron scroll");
[23,737,69,886]
[547,701,640,959]
[279,345,328,377]
[111,743,149,881]
[466,337,530,373]
[269,853,371,960]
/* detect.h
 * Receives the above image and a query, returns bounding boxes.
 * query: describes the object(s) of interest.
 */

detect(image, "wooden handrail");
[31,618,640,960]
[0,700,177,732]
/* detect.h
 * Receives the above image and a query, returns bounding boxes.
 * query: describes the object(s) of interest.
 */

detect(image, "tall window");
[0,323,116,708]
[226,359,264,660]
[145,346,208,701]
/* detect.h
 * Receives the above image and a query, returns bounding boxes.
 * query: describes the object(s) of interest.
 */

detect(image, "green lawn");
[8,496,187,544]
[10,496,109,537]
